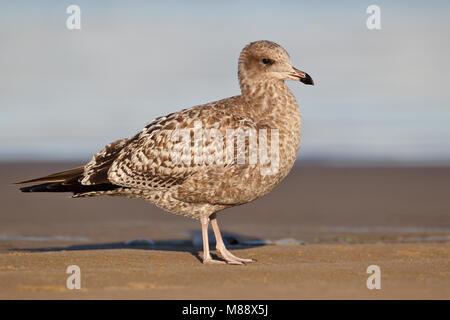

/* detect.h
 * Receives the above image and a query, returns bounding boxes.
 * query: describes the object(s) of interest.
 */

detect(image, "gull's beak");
[292,67,314,85]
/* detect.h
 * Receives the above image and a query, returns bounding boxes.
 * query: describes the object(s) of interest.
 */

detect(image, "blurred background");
[1,1,449,299]
[1,0,449,165]
[1,0,450,244]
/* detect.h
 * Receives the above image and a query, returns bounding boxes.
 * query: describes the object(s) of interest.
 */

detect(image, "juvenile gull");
[16,40,314,265]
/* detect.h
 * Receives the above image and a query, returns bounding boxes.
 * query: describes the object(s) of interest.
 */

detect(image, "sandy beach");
[0,163,449,299]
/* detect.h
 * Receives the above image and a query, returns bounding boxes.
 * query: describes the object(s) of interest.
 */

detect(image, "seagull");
[16,40,314,265]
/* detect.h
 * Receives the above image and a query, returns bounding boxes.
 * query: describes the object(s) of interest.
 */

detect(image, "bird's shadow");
[10,231,266,263]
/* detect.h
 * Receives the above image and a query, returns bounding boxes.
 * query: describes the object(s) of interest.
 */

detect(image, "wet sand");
[0,163,449,299]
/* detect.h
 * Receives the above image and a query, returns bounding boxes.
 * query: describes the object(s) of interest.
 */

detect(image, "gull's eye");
[262,58,274,65]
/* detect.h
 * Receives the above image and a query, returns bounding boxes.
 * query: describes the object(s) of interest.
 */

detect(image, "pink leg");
[201,216,225,264]
[210,213,255,264]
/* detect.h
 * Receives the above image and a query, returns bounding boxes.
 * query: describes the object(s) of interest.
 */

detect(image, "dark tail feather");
[15,167,85,185]
[19,182,121,194]
[16,166,122,195]
[20,183,60,192]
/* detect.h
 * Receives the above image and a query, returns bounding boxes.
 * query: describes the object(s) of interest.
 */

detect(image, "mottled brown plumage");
[17,41,314,264]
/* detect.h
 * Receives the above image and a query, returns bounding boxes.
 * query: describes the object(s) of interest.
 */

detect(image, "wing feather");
[81,138,131,185]
[107,99,265,205]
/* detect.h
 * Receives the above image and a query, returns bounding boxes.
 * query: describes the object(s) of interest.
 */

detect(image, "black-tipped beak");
[300,73,314,85]
[293,67,314,85]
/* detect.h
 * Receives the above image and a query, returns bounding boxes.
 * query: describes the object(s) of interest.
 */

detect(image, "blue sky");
[1,1,449,164]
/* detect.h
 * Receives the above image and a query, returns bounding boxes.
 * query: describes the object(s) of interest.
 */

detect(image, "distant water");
[1,1,450,165]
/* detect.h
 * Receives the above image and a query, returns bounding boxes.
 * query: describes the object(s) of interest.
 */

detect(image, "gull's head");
[238,40,314,86]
